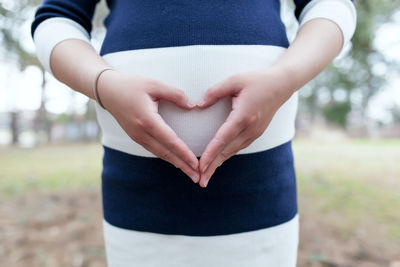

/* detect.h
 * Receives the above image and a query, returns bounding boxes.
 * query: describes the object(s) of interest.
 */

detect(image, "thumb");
[197,76,242,109]
[149,81,195,109]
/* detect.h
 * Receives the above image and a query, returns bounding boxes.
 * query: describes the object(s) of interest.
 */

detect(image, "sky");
[0,2,399,124]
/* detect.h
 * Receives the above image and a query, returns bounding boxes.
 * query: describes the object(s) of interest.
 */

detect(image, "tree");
[300,0,400,131]
[0,0,49,145]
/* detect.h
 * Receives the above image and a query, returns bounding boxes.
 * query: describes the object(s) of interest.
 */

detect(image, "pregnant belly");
[96,44,298,157]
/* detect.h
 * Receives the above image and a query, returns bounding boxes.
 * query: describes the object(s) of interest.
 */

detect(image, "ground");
[0,138,399,266]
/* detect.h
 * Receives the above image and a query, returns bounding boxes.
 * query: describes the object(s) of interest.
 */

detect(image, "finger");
[199,109,245,173]
[145,113,199,171]
[219,125,256,156]
[199,130,254,188]
[197,75,242,109]
[138,132,200,183]
[148,80,196,109]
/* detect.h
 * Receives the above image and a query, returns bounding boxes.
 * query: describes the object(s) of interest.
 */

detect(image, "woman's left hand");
[196,66,295,188]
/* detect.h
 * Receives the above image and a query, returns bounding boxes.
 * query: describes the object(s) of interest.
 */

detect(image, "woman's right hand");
[96,69,200,183]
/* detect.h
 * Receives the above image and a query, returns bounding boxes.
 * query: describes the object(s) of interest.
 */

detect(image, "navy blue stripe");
[31,0,100,38]
[101,140,298,236]
[31,0,291,55]
[99,0,290,55]
[294,0,355,20]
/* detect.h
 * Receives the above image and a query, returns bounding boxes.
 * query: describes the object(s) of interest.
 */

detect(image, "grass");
[292,137,400,242]
[0,142,103,194]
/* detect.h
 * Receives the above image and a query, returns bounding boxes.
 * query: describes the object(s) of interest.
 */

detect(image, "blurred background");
[0,0,399,266]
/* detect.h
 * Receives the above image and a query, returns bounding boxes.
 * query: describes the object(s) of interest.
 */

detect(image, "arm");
[272,17,344,96]
[31,2,200,183]
[278,0,357,93]
[49,39,110,100]
[196,0,357,187]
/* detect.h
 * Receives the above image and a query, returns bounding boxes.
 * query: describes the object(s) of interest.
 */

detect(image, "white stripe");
[103,214,299,267]
[298,0,357,57]
[97,45,298,157]
[32,17,91,75]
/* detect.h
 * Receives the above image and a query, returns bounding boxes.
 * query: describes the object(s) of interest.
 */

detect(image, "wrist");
[262,65,297,105]
[95,68,117,110]
[269,63,300,95]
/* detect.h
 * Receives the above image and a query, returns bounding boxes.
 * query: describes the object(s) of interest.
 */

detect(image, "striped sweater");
[31,1,357,266]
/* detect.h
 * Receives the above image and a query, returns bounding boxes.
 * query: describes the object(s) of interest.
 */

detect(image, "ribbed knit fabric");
[30,1,357,266]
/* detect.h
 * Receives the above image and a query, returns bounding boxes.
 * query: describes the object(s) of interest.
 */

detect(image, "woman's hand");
[97,70,200,183]
[196,67,295,187]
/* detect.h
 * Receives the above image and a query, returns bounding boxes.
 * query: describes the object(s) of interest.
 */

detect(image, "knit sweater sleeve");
[294,0,357,57]
[30,0,101,75]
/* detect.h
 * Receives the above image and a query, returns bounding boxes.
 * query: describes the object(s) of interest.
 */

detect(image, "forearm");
[272,18,344,94]
[50,39,112,100]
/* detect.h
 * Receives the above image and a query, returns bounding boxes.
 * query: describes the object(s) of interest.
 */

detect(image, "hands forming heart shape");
[99,66,295,188]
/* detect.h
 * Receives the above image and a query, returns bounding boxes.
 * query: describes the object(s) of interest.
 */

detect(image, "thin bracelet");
[93,67,113,109]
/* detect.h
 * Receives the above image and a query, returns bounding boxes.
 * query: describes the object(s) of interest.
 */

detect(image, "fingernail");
[197,98,205,106]
[187,99,196,108]
[204,178,209,187]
